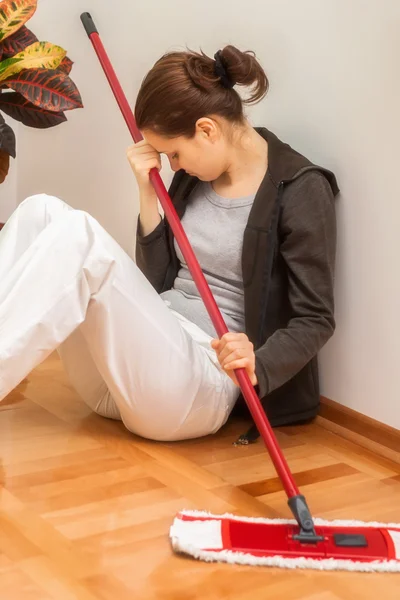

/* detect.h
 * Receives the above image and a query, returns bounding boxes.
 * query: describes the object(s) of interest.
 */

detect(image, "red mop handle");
[81,12,300,500]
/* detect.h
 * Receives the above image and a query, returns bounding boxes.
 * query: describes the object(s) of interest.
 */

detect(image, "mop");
[81,13,400,572]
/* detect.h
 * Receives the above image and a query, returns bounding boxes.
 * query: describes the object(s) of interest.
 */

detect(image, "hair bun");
[214,51,236,88]
[218,45,268,104]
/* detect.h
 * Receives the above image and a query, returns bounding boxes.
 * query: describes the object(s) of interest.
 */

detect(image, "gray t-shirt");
[161,181,255,337]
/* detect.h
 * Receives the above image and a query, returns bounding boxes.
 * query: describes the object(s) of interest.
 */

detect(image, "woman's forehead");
[143,130,179,153]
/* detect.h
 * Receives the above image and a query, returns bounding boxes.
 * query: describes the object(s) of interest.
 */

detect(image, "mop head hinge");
[288,494,324,543]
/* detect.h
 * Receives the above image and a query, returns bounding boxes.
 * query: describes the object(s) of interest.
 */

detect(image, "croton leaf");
[0,25,37,58]
[0,0,38,43]
[58,56,73,75]
[2,68,83,111]
[0,148,10,182]
[0,41,66,81]
[0,91,67,128]
[0,117,16,157]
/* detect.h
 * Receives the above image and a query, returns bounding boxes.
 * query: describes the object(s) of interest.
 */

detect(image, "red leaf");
[0,91,67,128]
[3,68,83,111]
[58,56,73,75]
[0,149,10,183]
[0,26,38,58]
[0,116,16,157]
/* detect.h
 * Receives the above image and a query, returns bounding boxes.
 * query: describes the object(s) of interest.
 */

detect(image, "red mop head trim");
[170,510,400,572]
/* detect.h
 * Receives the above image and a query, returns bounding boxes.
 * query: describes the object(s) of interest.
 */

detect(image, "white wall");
[10,0,400,428]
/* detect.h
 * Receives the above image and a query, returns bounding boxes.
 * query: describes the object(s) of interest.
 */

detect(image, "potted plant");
[0,0,83,183]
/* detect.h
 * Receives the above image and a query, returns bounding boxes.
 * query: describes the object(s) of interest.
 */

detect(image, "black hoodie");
[136,128,339,440]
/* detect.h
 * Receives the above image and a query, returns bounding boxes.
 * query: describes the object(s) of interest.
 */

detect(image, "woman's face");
[143,117,231,182]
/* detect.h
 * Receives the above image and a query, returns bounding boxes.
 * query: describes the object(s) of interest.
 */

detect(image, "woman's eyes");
[171,153,179,160]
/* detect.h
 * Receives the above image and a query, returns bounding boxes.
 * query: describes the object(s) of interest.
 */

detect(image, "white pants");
[0,194,239,441]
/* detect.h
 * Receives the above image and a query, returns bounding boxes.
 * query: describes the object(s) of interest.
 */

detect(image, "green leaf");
[0,41,66,81]
[0,56,22,77]
[0,0,37,42]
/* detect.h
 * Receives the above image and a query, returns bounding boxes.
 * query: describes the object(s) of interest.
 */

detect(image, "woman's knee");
[18,194,71,223]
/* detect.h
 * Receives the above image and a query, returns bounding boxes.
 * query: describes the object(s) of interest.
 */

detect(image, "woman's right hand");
[127,140,162,190]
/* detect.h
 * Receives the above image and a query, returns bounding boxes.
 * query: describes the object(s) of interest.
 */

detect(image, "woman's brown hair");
[135,45,269,138]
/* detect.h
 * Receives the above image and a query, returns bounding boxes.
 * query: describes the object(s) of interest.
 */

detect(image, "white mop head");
[170,510,400,572]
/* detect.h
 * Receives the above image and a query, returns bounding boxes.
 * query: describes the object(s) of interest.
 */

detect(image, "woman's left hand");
[211,332,258,387]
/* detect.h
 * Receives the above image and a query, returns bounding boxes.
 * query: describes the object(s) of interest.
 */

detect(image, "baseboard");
[318,396,400,464]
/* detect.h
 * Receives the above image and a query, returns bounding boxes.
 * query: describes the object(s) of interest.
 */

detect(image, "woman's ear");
[195,117,220,142]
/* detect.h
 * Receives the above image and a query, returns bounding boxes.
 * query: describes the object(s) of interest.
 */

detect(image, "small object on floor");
[233,425,259,445]
[170,510,400,572]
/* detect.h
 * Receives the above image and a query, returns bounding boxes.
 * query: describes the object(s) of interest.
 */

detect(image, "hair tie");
[214,50,235,89]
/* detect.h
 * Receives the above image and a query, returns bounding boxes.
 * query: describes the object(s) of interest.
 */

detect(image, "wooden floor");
[1,354,400,599]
